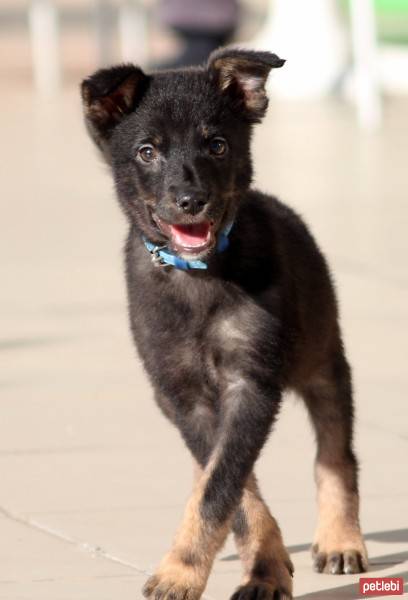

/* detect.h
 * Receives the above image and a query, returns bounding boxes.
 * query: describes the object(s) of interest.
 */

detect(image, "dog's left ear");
[208,48,285,122]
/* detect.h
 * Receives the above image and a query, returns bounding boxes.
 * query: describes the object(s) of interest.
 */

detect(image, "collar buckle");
[149,245,167,267]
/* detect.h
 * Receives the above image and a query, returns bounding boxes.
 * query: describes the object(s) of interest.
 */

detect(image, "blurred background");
[1,1,408,598]
[2,0,408,113]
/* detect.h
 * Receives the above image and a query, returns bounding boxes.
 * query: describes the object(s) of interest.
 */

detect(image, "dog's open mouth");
[156,219,214,255]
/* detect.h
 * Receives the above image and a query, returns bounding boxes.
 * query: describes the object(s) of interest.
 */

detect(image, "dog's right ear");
[81,64,149,148]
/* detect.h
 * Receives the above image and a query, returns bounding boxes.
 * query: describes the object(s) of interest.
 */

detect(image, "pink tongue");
[169,223,210,247]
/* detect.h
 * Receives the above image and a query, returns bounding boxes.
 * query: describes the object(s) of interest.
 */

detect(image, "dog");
[81,48,368,600]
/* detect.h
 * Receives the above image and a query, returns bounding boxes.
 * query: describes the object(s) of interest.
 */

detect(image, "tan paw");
[143,555,206,600]
[231,555,293,600]
[230,580,292,600]
[312,531,368,574]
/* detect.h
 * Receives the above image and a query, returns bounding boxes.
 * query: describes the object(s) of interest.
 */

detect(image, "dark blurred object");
[156,0,239,69]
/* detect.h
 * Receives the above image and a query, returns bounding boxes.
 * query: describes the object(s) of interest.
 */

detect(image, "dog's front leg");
[143,375,283,600]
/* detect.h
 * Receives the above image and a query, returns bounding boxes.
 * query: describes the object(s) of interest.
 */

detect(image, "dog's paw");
[142,555,205,600]
[230,557,293,600]
[312,543,368,574]
[230,581,292,600]
[143,573,203,600]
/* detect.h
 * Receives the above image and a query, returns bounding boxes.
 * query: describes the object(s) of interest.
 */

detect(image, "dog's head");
[81,48,284,260]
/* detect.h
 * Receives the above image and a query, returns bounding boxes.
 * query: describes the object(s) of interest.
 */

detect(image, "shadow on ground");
[221,530,407,599]
[221,528,408,563]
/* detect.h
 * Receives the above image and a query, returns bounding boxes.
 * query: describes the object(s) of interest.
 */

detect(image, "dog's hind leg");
[300,348,368,575]
[231,474,293,600]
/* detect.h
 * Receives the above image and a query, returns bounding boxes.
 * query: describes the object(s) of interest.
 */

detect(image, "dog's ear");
[208,48,285,122]
[81,64,149,147]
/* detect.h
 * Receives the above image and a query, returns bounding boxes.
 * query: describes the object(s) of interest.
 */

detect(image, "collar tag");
[148,244,168,267]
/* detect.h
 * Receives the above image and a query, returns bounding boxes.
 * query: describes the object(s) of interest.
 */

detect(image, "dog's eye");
[209,137,227,156]
[138,144,157,163]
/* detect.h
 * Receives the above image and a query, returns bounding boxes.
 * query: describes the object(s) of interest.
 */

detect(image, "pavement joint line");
[0,505,216,600]
[0,505,146,574]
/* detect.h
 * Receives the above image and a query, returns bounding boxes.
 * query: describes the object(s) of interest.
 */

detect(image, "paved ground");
[1,87,407,599]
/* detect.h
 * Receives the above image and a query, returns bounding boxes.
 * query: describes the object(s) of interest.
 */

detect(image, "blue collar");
[143,221,233,270]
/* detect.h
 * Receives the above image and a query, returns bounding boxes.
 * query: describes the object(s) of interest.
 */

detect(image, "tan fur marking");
[212,57,268,112]
[144,459,230,599]
[213,57,262,89]
[219,316,248,345]
[314,462,368,566]
[234,475,293,593]
[200,124,209,138]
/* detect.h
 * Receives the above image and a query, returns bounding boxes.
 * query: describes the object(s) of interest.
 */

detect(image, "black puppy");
[81,48,368,600]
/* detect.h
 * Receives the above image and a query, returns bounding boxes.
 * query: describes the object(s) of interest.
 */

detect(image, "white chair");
[349,0,382,130]
[29,0,61,95]
[252,0,382,130]
[27,0,150,95]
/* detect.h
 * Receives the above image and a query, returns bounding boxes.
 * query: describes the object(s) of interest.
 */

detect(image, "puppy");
[81,48,368,600]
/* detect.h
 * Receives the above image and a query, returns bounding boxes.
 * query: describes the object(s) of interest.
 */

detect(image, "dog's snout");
[175,191,208,215]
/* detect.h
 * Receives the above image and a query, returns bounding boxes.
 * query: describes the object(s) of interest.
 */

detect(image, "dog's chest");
[128,272,250,403]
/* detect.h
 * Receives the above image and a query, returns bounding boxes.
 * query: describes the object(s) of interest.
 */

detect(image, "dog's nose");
[175,192,208,215]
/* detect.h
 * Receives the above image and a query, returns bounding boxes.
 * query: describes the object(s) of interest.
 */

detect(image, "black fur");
[81,47,366,600]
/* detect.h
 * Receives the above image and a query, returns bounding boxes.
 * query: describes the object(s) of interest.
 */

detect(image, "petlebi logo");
[360,577,404,596]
